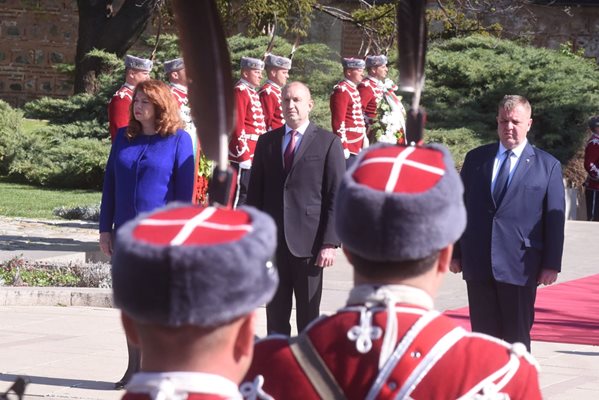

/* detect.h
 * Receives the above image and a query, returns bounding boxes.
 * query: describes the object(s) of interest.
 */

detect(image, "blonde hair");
[126,79,183,140]
[498,95,531,116]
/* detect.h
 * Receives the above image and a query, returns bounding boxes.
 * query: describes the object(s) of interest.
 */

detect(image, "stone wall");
[1,1,599,107]
[0,0,78,107]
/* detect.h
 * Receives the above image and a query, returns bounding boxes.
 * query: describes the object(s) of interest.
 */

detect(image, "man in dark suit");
[248,81,346,335]
[450,95,565,351]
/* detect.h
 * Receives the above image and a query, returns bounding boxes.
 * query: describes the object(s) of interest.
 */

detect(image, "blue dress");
[99,127,195,232]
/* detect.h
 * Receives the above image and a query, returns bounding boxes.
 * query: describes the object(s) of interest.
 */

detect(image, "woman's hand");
[99,232,113,257]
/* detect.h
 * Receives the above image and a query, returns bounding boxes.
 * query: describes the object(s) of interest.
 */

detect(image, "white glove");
[344,148,351,159]
[238,160,252,170]
[363,135,370,149]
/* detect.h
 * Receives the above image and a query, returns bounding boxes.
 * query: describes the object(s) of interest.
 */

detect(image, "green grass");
[0,177,101,219]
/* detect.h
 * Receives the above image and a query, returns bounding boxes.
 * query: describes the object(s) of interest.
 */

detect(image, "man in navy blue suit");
[450,95,565,351]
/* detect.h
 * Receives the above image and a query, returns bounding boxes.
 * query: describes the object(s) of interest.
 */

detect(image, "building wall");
[0,0,78,107]
[1,1,599,107]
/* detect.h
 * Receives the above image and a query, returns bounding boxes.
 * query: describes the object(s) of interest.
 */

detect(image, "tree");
[74,0,162,94]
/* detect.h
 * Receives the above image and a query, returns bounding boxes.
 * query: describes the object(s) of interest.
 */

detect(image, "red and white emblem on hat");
[132,206,253,246]
[352,146,446,193]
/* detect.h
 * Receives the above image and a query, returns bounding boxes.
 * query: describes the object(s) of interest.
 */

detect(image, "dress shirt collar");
[285,120,310,137]
[343,78,358,88]
[239,78,257,90]
[497,139,527,159]
[127,371,242,399]
[124,83,135,90]
[169,82,188,93]
[266,79,281,90]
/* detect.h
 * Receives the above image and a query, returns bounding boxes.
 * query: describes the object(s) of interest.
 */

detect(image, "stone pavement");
[0,218,598,399]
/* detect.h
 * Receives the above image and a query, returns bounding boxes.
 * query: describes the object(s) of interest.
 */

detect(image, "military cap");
[240,56,265,70]
[124,55,153,72]
[342,58,366,69]
[335,143,466,262]
[163,58,184,74]
[265,54,292,70]
[588,116,599,131]
[112,203,279,327]
[365,55,388,68]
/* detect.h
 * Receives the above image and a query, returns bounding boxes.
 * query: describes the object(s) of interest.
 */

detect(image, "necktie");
[284,130,298,174]
[493,150,512,205]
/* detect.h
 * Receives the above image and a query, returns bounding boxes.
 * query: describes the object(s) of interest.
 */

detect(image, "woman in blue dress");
[98,79,195,388]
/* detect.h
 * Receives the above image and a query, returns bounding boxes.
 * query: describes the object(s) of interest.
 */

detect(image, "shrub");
[7,134,109,189]
[0,256,111,288]
[53,204,100,221]
[0,100,24,175]
[424,34,599,164]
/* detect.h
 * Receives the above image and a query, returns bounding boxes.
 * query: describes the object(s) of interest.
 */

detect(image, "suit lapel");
[272,127,285,170]
[290,123,316,172]
[506,142,536,196]
[484,144,498,206]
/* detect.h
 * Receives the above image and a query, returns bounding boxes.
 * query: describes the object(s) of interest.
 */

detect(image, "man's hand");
[449,258,462,274]
[99,232,113,257]
[315,245,337,268]
[538,269,558,286]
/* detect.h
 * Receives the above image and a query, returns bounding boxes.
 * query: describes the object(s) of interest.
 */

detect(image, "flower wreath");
[368,79,407,145]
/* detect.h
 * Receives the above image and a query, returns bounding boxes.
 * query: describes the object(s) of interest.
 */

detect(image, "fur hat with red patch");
[112,203,278,327]
[124,55,153,71]
[335,143,466,262]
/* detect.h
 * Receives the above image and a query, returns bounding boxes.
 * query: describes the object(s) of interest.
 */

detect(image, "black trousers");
[585,188,599,221]
[232,164,251,208]
[466,280,537,352]
[266,239,323,335]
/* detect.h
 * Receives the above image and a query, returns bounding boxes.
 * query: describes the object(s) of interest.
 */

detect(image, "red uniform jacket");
[108,84,134,142]
[358,76,384,128]
[228,79,267,164]
[330,79,367,155]
[584,133,599,190]
[259,80,285,131]
[243,286,541,400]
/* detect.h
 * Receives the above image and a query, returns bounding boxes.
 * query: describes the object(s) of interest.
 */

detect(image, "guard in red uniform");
[358,55,387,129]
[229,56,267,207]
[108,55,152,142]
[359,55,407,145]
[259,54,291,131]
[330,58,367,168]
[164,58,209,205]
[584,116,599,221]
[242,143,542,400]
[112,203,278,400]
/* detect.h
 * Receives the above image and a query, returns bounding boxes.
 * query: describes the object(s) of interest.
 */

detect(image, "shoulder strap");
[289,333,347,400]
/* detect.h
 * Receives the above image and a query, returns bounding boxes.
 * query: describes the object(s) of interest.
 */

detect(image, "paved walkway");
[0,218,598,399]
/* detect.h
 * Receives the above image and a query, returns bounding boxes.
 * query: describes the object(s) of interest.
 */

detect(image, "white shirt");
[281,120,310,155]
[127,371,242,400]
[491,139,527,193]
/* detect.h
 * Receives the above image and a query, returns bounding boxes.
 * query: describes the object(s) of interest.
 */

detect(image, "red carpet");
[444,274,599,346]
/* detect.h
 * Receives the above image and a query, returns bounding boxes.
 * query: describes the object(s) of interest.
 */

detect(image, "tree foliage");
[423,34,599,163]
[75,0,161,93]
[217,0,317,37]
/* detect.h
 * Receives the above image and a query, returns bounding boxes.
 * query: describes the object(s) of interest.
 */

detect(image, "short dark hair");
[347,250,440,281]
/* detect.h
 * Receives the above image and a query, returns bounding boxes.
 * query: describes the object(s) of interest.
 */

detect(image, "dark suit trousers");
[467,280,537,351]
[267,239,323,335]
[232,164,251,207]
[585,188,599,221]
